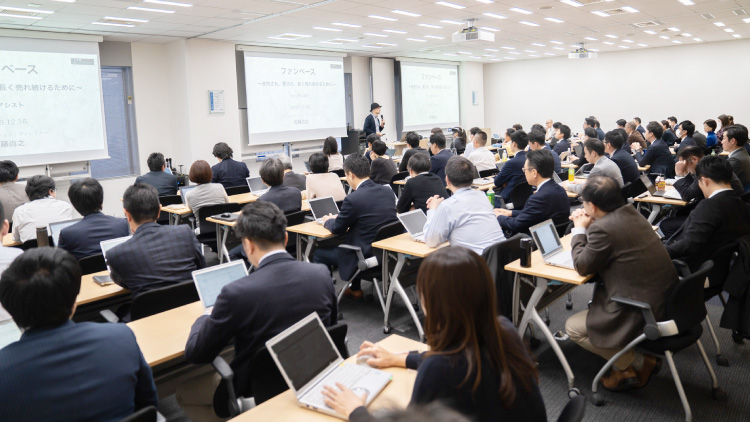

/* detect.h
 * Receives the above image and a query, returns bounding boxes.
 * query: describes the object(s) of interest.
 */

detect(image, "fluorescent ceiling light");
[491,58,502,61]
[679,0,695,5]
[313,27,342,31]
[1,6,53,13]
[444,53,458,56]
[480,26,500,32]
[524,49,536,53]
[544,53,555,55]
[672,40,682,43]
[457,51,472,54]
[424,35,445,39]
[725,28,735,33]
[333,38,357,42]
[623,39,634,43]
[667,27,680,31]
[364,33,388,37]
[681,33,692,37]
[92,21,134,27]
[485,48,499,51]
[605,34,617,38]
[733,34,742,38]
[644,30,656,34]
[127,6,174,13]
[332,22,360,28]
[529,54,540,57]
[545,17,564,23]
[51,0,76,2]
[588,49,599,52]
[369,15,397,21]
[504,57,516,60]
[105,16,149,23]
[419,23,442,28]
[482,54,495,57]
[744,18,750,23]
[392,10,420,17]
[376,42,397,46]
[509,7,532,14]
[436,2,465,9]
[714,22,725,27]
[383,29,406,34]
[0,13,42,19]
[553,47,564,50]
[362,45,382,48]
[440,19,464,25]
[602,41,614,45]
[470,56,482,59]
[638,43,648,47]
[549,40,563,44]
[592,11,609,17]
[501,46,515,49]
[483,13,507,19]
[693,38,702,42]
[659,35,670,39]
[406,38,426,42]
[584,37,598,41]
[618,45,629,48]
[320,41,343,45]
[560,0,583,7]
[531,43,545,47]
[622,7,639,13]
[476,0,494,3]
[519,21,539,27]
[144,0,192,6]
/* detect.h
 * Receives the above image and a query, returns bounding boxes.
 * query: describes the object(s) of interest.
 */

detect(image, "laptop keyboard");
[302,364,371,409]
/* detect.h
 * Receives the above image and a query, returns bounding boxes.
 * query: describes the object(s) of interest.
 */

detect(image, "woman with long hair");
[450,127,467,155]
[717,114,731,143]
[324,136,344,171]
[322,247,547,422]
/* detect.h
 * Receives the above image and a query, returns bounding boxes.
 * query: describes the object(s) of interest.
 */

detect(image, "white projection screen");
[400,61,460,132]
[0,36,107,167]
[243,51,347,145]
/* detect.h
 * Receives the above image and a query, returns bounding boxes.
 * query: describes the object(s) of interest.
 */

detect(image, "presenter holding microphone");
[363,102,385,137]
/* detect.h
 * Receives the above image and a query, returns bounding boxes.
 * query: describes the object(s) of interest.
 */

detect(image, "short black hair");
[560,125,571,140]
[323,136,339,155]
[445,156,475,188]
[405,131,420,148]
[372,139,388,156]
[25,175,56,201]
[676,146,704,161]
[584,139,605,157]
[696,155,733,184]
[147,152,166,172]
[584,117,596,127]
[0,160,19,183]
[583,127,597,139]
[474,131,488,146]
[530,123,545,133]
[123,183,160,224]
[633,117,642,124]
[616,119,627,127]
[679,120,695,137]
[510,130,529,149]
[552,122,562,129]
[407,153,430,173]
[343,154,370,179]
[593,119,601,128]
[526,149,554,179]
[604,130,624,149]
[469,127,481,136]
[512,124,523,131]
[234,201,287,249]
[668,116,677,124]
[366,133,380,146]
[213,142,234,160]
[430,133,447,149]
[646,121,664,139]
[259,158,284,187]
[0,247,81,330]
[431,127,443,135]
[527,130,545,146]
[580,175,625,213]
[68,178,103,216]
[308,153,329,174]
[725,124,748,147]
[704,119,717,131]
[505,128,515,138]
[0,201,5,224]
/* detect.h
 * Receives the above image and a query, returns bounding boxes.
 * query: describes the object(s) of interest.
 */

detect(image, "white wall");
[349,55,371,129]
[370,58,396,140]
[459,61,484,131]
[483,39,750,135]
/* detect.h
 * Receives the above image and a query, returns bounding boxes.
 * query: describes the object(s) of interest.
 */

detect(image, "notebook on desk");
[192,260,248,312]
[309,197,339,224]
[95,235,133,285]
[48,218,82,247]
[398,209,427,243]
[529,219,575,270]
[246,176,268,196]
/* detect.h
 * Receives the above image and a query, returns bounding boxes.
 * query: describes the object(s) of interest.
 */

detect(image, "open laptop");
[397,209,427,242]
[191,260,248,312]
[0,319,22,350]
[48,218,82,247]
[640,174,666,197]
[266,313,392,419]
[529,219,575,270]
[309,196,339,224]
[179,186,197,204]
[553,172,564,184]
[246,176,269,196]
[95,235,133,285]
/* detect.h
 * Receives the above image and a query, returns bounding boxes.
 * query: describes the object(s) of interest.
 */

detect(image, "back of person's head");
[453,127,466,140]
[505,128,515,138]
[407,153,430,173]
[367,403,470,422]
[696,155,733,184]
[431,127,443,135]
[725,124,749,146]
[308,152,329,174]
[580,175,625,212]
[530,123,544,133]
[0,248,81,330]
[704,119,717,132]
[343,154,370,179]
[552,121,562,130]
[0,160,19,183]
[188,160,213,184]
[512,123,523,131]
[679,120,695,137]
[560,125,571,139]
[277,154,294,171]
[444,156,475,188]
[583,127,597,139]
[405,131,420,148]
[584,139,605,157]
[646,121,664,139]
[25,175,55,201]
[660,120,669,129]
[584,117,596,127]
[728,115,735,125]
[625,121,637,132]
[147,152,166,172]
[0,201,4,225]
[677,146,705,161]
[234,201,286,249]
[668,116,678,125]
[718,114,730,128]
[259,158,284,187]
[123,183,160,224]
[526,149,554,178]
[323,136,338,155]
[366,133,380,146]
[616,119,627,127]
[430,132,447,150]
[634,117,642,124]
[212,142,233,160]
[510,130,529,149]
[417,247,537,407]
[372,139,388,156]
[68,178,103,216]
[594,119,601,128]
[474,131,488,146]
[527,130,545,147]
[469,127,480,136]
[604,130,624,149]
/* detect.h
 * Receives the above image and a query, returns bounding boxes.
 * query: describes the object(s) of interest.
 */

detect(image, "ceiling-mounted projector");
[569,43,597,59]
[452,18,495,43]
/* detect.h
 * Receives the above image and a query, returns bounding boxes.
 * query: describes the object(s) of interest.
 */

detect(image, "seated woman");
[184,160,228,221]
[322,246,547,422]
[306,152,346,202]
[325,136,345,171]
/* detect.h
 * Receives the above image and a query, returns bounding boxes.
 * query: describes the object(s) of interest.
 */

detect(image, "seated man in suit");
[178,201,337,422]
[493,130,528,206]
[565,176,678,391]
[564,139,624,195]
[0,248,157,421]
[12,175,74,243]
[135,152,177,196]
[58,178,130,259]
[314,154,399,300]
[399,131,428,173]
[278,154,306,191]
[466,131,497,172]
[369,139,398,185]
[495,149,570,236]
[528,129,561,173]
[552,124,572,155]
[0,160,29,220]
[632,121,675,179]
[666,156,750,270]
[429,132,454,185]
[604,130,640,185]
[424,156,505,255]
[721,124,750,189]
[673,120,697,155]
[106,184,205,298]
[258,158,302,213]
[397,153,448,213]
[211,142,250,188]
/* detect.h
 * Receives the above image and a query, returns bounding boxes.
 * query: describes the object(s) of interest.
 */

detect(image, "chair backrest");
[157,195,182,225]
[198,203,244,236]
[330,169,345,178]
[667,260,714,332]
[479,168,500,178]
[130,281,200,321]
[285,210,308,227]
[481,233,531,318]
[705,242,739,290]
[390,171,409,184]
[554,221,572,237]
[374,220,406,243]
[117,406,158,422]
[573,144,584,158]
[20,237,51,251]
[509,182,533,210]
[557,395,586,422]
[225,185,250,196]
[79,253,107,275]
[741,191,750,205]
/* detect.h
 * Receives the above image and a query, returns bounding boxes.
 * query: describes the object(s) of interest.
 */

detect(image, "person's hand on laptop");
[320,214,337,224]
[426,195,444,210]
[494,208,512,218]
[322,383,367,417]
[356,341,407,369]
[570,208,593,229]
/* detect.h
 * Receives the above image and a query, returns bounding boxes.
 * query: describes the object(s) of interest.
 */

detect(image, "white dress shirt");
[467,147,497,171]
[12,197,74,242]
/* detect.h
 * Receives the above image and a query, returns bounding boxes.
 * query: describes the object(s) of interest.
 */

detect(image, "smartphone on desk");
[93,275,113,286]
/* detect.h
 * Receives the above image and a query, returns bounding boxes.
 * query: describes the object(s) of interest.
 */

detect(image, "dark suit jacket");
[370,157,398,185]
[0,320,156,422]
[636,125,646,135]
[662,130,677,147]
[673,173,743,205]
[363,114,384,137]
[674,136,696,155]
[396,173,448,214]
[429,149,454,185]
[324,179,398,280]
[212,158,250,188]
[283,171,306,191]
[184,252,337,397]
[572,205,678,349]
[135,171,177,196]
[544,145,562,173]
[596,127,605,141]
[398,147,429,172]
[58,212,130,259]
[609,148,640,185]
[497,180,570,235]
[552,139,571,156]
[728,148,750,188]
[635,138,675,178]
[493,151,526,202]
[107,222,206,296]
[258,185,302,214]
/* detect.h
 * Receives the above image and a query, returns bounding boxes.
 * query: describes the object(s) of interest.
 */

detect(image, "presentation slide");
[243,51,347,145]
[400,61,460,132]
[0,38,107,167]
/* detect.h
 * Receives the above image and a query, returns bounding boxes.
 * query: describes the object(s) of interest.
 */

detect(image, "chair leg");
[703,315,729,366]
[695,340,727,400]
[566,292,573,310]
[371,277,386,313]
[664,350,692,422]
[337,282,352,306]
[590,334,646,406]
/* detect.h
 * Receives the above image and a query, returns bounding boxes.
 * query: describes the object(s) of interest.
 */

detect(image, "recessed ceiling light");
[693,38,702,42]
[392,10,420,17]
[501,46,515,49]
[622,7,639,13]
[480,26,500,32]
[644,30,656,35]
[725,28,735,33]
[519,21,539,27]
[659,35,670,39]
[0,6,53,13]
[105,16,149,23]
[679,0,695,5]
[592,11,609,17]
[364,32,388,37]
[424,35,445,39]
[623,39,634,43]
[667,27,680,31]
[549,40,563,44]
[733,34,742,38]
[602,41,614,45]
[92,21,135,27]
[605,34,617,38]
[144,0,191,6]
[320,41,343,45]
[637,43,648,47]
[313,27,342,32]
[672,40,682,43]
[436,1,466,9]
[441,19,464,25]
[714,22,725,27]
[560,0,583,7]
[127,6,174,13]
[419,23,442,29]
[584,37,598,41]
[383,29,407,34]
[369,15,397,21]
[332,22,360,28]
[545,17,564,23]
[483,12,507,20]
[485,48,499,51]
[509,7,532,14]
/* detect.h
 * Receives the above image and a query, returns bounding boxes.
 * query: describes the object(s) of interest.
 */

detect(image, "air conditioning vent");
[0,8,42,17]
[629,20,665,28]
[701,13,715,20]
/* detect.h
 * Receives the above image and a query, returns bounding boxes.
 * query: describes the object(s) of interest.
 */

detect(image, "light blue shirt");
[423,187,505,255]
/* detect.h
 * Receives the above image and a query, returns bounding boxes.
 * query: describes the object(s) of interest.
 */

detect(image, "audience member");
[364,133,379,164]
[278,154,306,191]
[528,129,561,173]
[504,128,516,145]
[634,117,645,135]
[258,158,302,213]
[429,132,454,185]
[564,139,623,195]
[704,119,718,149]
[553,125,572,156]
[513,123,523,131]
[0,160,29,218]
[721,124,750,188]
[462,127,481,157]
[134,152,178,196]
[397,154,448,214]
[616,119,627,129]
[603,130,640,185]
[12,175,74,243]
[0,201,22,320]
[632,121,675,178]
[211,142,250,188]
[399,131,429,172]
[545,119,555,140]
[466,131,496,171]
[548,122,561,147]
[369,139,398,185]
[625,121,647,150]
[594,119,605,140]
[450,127,467,154]
[324,136,345,171]
[673,120,697,154]
[306,152,347,201]
[494,130,528,205]
[668,116,678,133]
[184,160,229,221]
[716,114,731,142]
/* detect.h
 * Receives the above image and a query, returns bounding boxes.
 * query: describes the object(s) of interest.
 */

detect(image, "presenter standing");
[363,102,385,138]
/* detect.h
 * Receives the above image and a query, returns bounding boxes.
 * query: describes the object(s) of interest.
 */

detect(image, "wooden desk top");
[2,233,20,247]
[161,194,259,216]
[127,302,204,367]
[567,191,578,199]
[504,235,592,285]
[634,191,687,206]
[161,204,192,215]
[372,233,447,258]
[229,193,259,204]
[206,202,310,228]
[286,221,334,238]
[77,271,127,306]
[231,335,426,422]
[561,163,578,169]
[720,151,729,156]
[390,141,407,146]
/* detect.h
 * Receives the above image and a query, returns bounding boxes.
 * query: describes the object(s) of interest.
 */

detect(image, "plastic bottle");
[568,167,575,182]
[657,176,666,191]
[502,150,508,162]
[487,190,495,206]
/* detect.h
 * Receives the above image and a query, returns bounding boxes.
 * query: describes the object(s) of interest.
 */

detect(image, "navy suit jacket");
[596,127,605,141]
[635,139,675,178]
[399,147,429,172]
[544,145,562,173]
[212,158,250,188]
[107,222,206,296]
[430,149,454,185]
[184,252,337,397]
[553,139,571,156]
[0,321,156,422]
[674,136,696,155]
[58,212,130,259]
[609,148,640,185]
[324,179,399,280]
[283,171,307,191]
[135,171,177,196]
[258,185,302,214]
[497,180,570,235]
[396,173,448,214]
[363,114,384,137]
[494,151,526,202]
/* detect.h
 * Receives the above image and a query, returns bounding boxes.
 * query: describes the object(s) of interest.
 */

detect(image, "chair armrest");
[99,309,119,323]
[212,356,241,417]
[338,244,377,272]
[338,244,366,262]
[672,259,691,278]
[611,296,660,340]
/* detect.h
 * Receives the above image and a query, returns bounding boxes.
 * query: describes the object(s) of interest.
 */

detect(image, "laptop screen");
[640,174,656,194]
[399,210,427,235]
[268,316,339,391]
[100,235,132,259]
[192,261,247,308]
[246,177,266,193]
[309,197,339,220]
[49,219,82,246]
[531,221,562,256]
[180,186,197,204]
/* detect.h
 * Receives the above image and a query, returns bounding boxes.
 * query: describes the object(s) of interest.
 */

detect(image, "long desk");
[128,302,204,367]
[2,233,20,247]
[287,221,335,262]
[230,334,426,422]
[73,271,130,322]
[633,186,688,223]
[161,193,260,224]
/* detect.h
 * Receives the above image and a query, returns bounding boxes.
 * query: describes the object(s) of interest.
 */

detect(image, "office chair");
[330,169,345,178]
[482,234,531,320]
[590,260,726,422]
[157,194,182,225]
[508,182,533,210]
[100,280,198,322]
[225,185,250,196]
[211,323,349,418]
[117,406,166,422]
[478,168,500,178]
[78,253,107,275]
[20,237,52,250]
[557,395,586,422]
[195,203,243,256]
[285,210,308,258]
[389,171,409,195]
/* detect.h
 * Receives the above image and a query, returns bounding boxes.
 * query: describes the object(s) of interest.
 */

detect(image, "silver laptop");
[246,176,269,196]
[266,313,392,419]
[179,186,197,204]
[553,172,563,184]
[95,235,133,285]
[191,260,248,312]
[0,319,22,350]
[397,209,427,242]
[309,196,340,224]
[48,218,82,247]
[529,219,575,270]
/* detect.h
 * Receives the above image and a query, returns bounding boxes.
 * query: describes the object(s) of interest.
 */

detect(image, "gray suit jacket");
[571,205,678,349]
[728,148,750,188]
[569,156,623,194]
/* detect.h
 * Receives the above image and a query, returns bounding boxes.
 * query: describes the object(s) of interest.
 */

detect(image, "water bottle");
[487,190,495,205]
[568,167,575,182]
[520,238,532,268]
[502,150,508,162]
[36,227,49,247]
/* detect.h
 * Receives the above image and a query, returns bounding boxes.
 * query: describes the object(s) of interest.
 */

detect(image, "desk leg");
[216,223,224,264]
[296,234,304,262]
[303,237,317,263]
[383,255,424,342]
[647,204,662,224]
[220,226,230,263]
